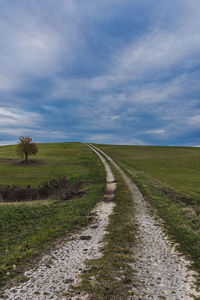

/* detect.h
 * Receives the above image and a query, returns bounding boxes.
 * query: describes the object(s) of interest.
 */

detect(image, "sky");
[0,0,200,146]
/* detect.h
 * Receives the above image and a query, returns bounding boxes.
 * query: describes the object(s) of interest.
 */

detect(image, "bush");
[0,177,81,202]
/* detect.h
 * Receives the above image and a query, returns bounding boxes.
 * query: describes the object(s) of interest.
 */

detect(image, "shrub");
[0,177,81,202]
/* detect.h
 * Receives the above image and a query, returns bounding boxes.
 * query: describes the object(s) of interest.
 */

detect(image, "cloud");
[0,0,200,146]
[0,75,19,92]
[0,0,84,94]
[114,29,200,81]
[0,126,71,144]
[188,115,200,126]
[86,133,144,145]
[143,129,165,135]
[0,107,41,127]
[0,140,17,146]
[0,107,44,145]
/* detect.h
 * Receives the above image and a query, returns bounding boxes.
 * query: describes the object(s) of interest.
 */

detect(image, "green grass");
[0,142,101,186]
[126,168,200,271]
[78,165,136,300]
[97,144,200,273]
[96,145,200,202]
[0,143,105,288]
[0,199,54,206]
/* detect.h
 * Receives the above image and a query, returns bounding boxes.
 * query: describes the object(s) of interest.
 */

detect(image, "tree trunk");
[25,152,28,162]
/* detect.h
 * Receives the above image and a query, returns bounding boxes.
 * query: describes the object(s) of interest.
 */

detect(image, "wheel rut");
[91,145,200,300]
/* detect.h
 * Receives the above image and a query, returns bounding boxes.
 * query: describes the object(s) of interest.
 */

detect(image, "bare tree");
[16,136,38,162]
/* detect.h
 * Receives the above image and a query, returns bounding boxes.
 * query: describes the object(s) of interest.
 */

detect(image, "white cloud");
[0,140,17,146]
[49,15,200,107]
[0,23,61,82]
[0,127,70,143]
[0,1,84,93]
[115,29,200,81]
[0,106,45,144]
[0,107,41,127]
[110,115,120,120]
[0,75,19,92]
[75,104,122,131]
[144,129,165,135]
[86,133,144,145]
[0,0,200,145]
[188,114,200,126]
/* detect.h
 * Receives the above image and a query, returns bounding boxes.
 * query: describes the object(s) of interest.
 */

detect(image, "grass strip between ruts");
[77,165,136,300]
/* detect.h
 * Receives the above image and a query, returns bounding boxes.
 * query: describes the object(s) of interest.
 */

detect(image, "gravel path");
[1,147,116,300]
[128,187,199,300]
[91,145,200,300]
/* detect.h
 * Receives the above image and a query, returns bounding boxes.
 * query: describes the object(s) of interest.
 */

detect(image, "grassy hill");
[0,142,102,186]
[0,142,105,287]
[96,145,200,202]
[1,142,200,291]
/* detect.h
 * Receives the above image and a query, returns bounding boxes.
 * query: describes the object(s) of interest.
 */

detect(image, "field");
[0,142,102,186]
[0,143,105,287]
[96,145,200,202]
[1,142,200,294]
[97,144,200,272]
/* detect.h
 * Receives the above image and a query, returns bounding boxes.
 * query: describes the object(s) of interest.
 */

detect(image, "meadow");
[0,142,102,186]
[96,145,200,202]
[97,144,200,273]
[1,142,200,291]
[0,143,105,288]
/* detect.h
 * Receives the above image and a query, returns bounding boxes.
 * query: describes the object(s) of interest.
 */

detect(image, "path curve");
[1,147,116,300]
[90,144,200,300]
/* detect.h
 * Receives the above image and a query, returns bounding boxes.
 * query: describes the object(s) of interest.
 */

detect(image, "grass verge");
[77,166,136,300]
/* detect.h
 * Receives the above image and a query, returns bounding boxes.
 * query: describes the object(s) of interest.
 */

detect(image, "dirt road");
[1,144,199,300]
[91,145,200,300]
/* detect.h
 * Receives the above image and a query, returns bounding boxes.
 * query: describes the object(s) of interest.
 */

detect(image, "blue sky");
[0,0,200,146]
